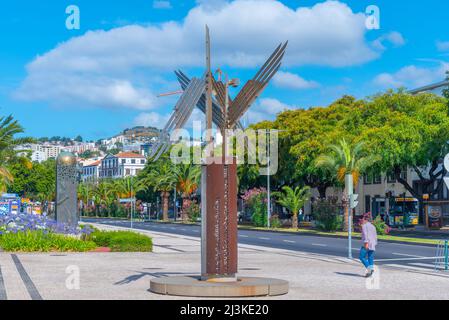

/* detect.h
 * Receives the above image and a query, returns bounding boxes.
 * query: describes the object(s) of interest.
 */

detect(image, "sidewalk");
[0,223,448,300]
[389,225,449,239]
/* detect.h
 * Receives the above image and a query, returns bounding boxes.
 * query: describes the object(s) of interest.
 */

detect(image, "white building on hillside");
[82,160,102,182]
[99,152,146,179]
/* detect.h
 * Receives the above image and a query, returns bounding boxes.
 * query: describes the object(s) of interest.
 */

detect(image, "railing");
[435,240,449,272]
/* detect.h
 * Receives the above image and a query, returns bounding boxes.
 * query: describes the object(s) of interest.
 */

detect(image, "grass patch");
[90,231,153,252]
[0,230,97,252]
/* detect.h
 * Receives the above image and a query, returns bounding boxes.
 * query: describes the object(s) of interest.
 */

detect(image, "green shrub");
[0,231,97,252]
[312,199,343,232]
[372,216,390,235]
[270,215,282,228]
[250,194,268,227]
[185,201,200,223]
[91,231,153,252]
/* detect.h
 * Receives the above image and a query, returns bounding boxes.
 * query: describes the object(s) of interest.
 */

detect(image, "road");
[84,218,445,273]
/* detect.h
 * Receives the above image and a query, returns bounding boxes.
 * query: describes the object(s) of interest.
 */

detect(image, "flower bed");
[0,214,152,253]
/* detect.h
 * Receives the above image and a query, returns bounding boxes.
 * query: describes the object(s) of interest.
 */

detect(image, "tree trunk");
[162,192,169,221]
[317,185,327,199]
[292,213,298,229]
[181,197,189,222]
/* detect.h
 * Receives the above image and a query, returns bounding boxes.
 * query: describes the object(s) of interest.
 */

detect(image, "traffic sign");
[350,194,359,209]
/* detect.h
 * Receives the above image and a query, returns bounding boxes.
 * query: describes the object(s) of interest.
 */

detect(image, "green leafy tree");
[443,70,449,115]
[356,91,449,208]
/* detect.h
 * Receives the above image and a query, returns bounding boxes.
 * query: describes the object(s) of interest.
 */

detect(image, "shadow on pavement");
[115,271,196,285]
[334,272,365,278]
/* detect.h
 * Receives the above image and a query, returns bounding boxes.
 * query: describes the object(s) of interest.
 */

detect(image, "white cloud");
[134,112,171,128]
[15,0,383,110]
[373,61,449,89]
[153,1,172,9]
[437,40,449,52]
[273,71,319,89]
[245,98,294,124]
[371,31,405,50]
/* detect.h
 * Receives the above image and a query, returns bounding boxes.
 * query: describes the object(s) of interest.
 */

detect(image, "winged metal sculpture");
[147,41,287,161]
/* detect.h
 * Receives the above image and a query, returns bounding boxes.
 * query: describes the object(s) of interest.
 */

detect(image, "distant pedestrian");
[359,213,378,278]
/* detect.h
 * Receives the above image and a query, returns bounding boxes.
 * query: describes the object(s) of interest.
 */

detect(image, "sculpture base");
[150,276,289,297]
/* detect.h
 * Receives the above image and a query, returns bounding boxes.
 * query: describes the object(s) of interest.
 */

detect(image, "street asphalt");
[83,218,447,273]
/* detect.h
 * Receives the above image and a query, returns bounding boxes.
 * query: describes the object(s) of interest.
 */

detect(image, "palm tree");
[94,181,114,217]
[275,186,311,229]
[315,139,380,231]
[0,115,34,191]
[173,164,201,221]
[78,183,94,216]
[142,161,177,221]
[113,177,146,219]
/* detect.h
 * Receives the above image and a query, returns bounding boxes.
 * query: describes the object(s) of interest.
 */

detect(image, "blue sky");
[0,0,448,141]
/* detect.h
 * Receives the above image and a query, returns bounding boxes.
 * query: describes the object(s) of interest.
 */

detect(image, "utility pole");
[267,131,271,228]
[345,174,353,259]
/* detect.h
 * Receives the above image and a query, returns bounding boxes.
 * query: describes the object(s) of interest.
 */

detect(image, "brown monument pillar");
[201,158,238,280]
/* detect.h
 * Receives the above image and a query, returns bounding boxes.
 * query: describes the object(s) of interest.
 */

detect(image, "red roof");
[84,160,101,167]
[116,152,145,159]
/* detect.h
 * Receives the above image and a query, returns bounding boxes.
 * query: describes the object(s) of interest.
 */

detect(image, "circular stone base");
[150,276,289,297]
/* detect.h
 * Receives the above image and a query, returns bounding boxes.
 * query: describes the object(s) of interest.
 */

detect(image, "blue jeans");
[359,247,375,270]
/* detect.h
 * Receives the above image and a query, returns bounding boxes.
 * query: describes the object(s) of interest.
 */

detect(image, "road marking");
[258,237,270,240]
[181,229,187,231]
[283,240,295,243]
[312,243,327,247]
[392,252,424,258]
[409,262,436,268]
[240,235,249,238]
[384,264,431,272]
[0,266,6,300]
[193,230,200,233]
[11,255,42,300]
[377,256,441,262]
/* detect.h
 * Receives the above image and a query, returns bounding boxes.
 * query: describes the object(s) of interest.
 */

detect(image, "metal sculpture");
[200,28,287,280]
[148,77,205,160]
[147,25,287,280]
[55,152,79,227]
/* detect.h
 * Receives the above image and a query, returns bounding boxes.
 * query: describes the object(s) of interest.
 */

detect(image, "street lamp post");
[345,174,353,259]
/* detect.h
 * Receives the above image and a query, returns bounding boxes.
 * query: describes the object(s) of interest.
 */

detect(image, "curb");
[84,218,440,248]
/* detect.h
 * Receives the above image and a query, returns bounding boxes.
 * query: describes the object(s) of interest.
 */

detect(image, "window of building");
[131,159,136,164]
[373,175,382,184]
[122,159,126,164]
[140,159,145,164]
[387,172,396,183]
[126,169,131,175]
[364,175,372,185]
[365,195,371,213]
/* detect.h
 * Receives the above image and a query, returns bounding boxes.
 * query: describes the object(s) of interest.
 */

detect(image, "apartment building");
[99,152,146,179]
[82,160,102,182]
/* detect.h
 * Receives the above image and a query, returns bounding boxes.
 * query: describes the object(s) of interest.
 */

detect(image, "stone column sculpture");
[56,152,79,227]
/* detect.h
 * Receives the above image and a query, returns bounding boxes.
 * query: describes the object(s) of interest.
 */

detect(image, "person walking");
[359,213,378,278]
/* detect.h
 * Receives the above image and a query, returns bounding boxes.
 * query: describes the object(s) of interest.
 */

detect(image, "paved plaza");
[0,223,449,300]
